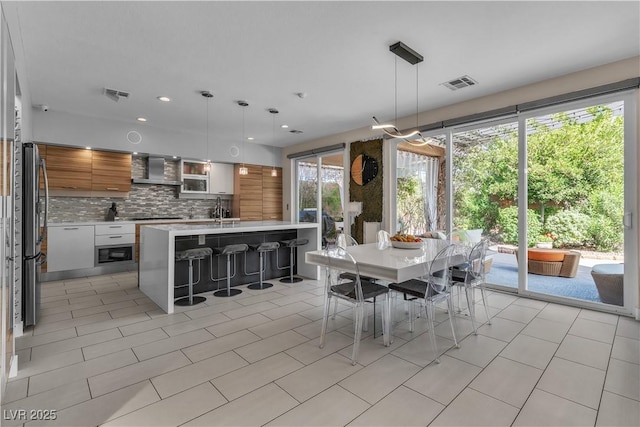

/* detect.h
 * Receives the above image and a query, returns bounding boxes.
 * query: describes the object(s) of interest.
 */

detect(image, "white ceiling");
[3,1,639,148]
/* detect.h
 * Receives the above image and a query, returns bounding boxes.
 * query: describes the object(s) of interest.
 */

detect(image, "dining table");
[305,238,467,338]
[305,238,465,283]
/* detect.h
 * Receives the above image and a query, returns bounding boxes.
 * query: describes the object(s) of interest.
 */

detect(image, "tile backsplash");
[48,157,232,223]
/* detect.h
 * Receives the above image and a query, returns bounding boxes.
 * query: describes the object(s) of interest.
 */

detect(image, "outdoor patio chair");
[515,249,581,278]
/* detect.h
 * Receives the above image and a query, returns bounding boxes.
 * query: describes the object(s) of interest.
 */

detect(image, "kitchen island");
[139,221,321,313]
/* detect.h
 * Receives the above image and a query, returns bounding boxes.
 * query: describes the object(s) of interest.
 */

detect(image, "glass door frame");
[294,148,346,242]
[516,91,637,315]
[446,115,519,239]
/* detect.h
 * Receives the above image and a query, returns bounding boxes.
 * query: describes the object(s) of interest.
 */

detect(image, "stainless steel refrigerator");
[22,142,48,327]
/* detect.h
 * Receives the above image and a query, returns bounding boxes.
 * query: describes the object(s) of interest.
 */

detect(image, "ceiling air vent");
[104,88,131,102]
[441,75,477,91]
[289,129,303,134]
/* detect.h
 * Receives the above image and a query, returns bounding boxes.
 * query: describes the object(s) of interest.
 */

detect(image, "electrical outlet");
[198,235,205,245]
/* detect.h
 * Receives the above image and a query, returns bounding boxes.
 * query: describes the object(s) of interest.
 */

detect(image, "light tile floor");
[2,271,639,426]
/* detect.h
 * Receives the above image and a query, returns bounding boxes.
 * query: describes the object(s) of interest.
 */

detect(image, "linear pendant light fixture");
[238,100,249,175]
[372,41,433,147]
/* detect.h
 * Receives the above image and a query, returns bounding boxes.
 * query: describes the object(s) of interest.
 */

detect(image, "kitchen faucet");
[213,196,223,219]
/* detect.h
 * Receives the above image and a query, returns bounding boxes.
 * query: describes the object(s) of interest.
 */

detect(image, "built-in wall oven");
[95,243,134,266]
[94,223,135,266]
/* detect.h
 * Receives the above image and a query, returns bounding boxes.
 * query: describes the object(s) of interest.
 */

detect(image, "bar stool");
[247,241,280,290]
[277,238,309,283]
[212,243,249,297]
[174,247,212,306]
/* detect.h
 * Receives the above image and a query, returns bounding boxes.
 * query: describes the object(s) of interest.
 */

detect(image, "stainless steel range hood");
[131,156,183,186]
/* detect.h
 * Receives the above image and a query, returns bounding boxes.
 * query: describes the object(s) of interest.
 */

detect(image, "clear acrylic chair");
[319,247,391,365]
[377,230,391,246]
[451,238,491,334]
[334,233,376,331]
[388,244,459,363]
[336,234,377,283]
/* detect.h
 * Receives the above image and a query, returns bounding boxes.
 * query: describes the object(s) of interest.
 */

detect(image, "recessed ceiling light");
[247,137,254,141]
[172,155,177,159]
[137,117,147,122]
[157,96,171,102]
[133,152,138,155]
[280,124,289,129]
[85,146,91,150]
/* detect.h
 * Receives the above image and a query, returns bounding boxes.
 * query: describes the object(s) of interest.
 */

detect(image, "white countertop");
[306,240,463,283]
[143,220,320,236]
[48,218,232,227]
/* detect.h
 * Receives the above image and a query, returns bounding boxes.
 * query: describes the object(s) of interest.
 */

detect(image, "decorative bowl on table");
[390,240,423,249]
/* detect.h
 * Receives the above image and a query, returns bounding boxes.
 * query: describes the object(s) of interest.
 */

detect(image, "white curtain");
[396,151,440,233]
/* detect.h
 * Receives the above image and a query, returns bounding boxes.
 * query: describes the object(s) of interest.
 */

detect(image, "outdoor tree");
[453,105,623,250]
[397,176,425,235]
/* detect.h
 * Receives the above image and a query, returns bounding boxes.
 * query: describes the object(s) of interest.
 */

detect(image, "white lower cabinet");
[47,225,95,272]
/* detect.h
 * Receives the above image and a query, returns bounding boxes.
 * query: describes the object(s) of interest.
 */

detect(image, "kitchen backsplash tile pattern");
[49,157,232,223]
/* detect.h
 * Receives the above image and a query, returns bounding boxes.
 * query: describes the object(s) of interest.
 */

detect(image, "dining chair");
[319,247,391,365]
[388,243,459,363]
[335,234,379,332]
[336,233,377,283]
[451,238,491,334]
[377,230,391,243]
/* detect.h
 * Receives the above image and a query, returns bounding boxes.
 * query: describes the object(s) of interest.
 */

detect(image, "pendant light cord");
[394,55,398,127]
[242,106,245,167]
[272,113,276,169]
[271,110,278,176]
[416,62,419,130]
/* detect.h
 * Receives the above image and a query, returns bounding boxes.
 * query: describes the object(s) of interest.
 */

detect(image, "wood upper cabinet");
[262,167,282,220]
[45,145,92,190]
[38,145,131,193]
[233,164,264,221]
[233,164,283,221]
[91,150,132,192]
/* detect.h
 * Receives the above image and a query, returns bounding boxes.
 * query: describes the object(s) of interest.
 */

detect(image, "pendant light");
[238,100,249,175]
[371,41,433,147]
[268,108,278,177]
[201,91,213,171]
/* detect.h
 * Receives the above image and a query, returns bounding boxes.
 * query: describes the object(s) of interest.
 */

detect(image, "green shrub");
[496,206,542,247]
[588,214,623,252]
[546,210,590,248]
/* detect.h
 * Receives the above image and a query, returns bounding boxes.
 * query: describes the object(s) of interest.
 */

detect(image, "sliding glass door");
[296,152,345,248]
[520,95,637,313]
[452,119,520,290]
[392,91,637,314]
